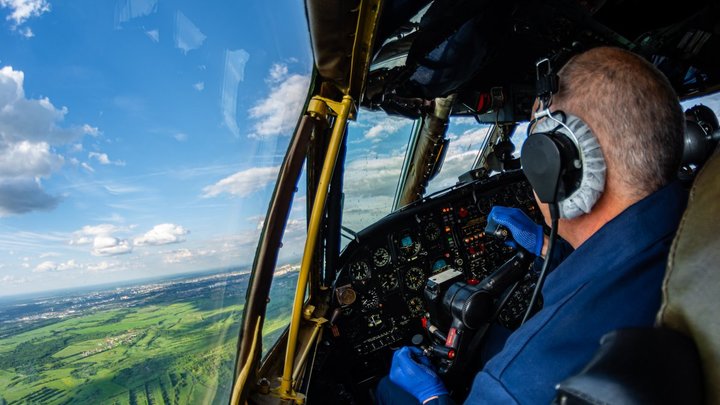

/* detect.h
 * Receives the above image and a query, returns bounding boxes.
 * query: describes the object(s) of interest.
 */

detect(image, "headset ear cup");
[521,134,563,204]
[522,112,606,219]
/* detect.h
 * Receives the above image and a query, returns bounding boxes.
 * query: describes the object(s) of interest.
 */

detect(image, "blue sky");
[0,0,317,295]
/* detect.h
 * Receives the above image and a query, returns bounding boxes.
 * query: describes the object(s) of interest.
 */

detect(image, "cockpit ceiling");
[306,0,720,119]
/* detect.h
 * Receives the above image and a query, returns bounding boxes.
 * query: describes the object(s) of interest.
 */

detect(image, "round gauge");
[404,267,425,290]
[337,287,356,306]
[360,290,380,310]
[424,222,441,241]
[398,234,421,258]
[407,296,425,317]
[372,247,391,267]
[379,272,399,292]
[350,261,370,281]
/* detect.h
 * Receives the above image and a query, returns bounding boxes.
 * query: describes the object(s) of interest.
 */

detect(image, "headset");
[521,59,607,219]
[516,58,607,324]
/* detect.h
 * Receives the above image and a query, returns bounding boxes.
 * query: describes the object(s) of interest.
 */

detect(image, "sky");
[0,0,319,296]
[0,0,484,297]
[1,0,718,297]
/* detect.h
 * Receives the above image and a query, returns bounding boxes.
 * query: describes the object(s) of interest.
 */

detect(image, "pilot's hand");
[486,206,544,256]
[390,346,448,403]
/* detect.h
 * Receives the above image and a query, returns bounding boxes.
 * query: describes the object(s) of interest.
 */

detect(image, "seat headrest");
[657,144,720,403]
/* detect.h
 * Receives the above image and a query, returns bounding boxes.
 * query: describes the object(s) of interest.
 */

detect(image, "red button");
[458,208,469,218]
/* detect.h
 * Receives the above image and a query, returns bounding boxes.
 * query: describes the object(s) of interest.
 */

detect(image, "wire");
[520,203,559,326]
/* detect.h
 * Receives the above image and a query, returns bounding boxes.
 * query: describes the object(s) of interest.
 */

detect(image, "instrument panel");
[329,172,543,358]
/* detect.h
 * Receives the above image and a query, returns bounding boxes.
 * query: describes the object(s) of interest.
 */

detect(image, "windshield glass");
[0,1,310,404]
[341,110,413,233]
[425,117,491,194]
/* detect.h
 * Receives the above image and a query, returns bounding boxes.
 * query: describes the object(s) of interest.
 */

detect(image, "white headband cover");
[532,112,607,219]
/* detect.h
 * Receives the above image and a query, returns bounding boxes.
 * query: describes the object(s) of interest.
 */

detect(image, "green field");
[0,273,296,405]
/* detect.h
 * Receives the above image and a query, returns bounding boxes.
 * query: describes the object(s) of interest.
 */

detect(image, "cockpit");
[236,0,720,404]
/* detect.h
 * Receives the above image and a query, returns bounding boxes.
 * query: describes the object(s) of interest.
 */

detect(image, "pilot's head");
[533,46,684,247]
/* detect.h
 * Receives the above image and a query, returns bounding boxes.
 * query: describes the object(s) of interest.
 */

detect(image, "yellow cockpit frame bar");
[276,0,382,401]
[278,95,353,399]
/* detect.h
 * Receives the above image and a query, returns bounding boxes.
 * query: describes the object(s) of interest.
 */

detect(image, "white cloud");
[81,162,94,173]
[71,223,126,245]
[267,63,288,83]
[221,49,250,137]
[445,127,491,153]
[344,154,404,198]
[248,70,309,138]
[2,275,27,284]
[134,223,189,246]
[202,165,279,198]
[70,223,133,256]
[364,117,411,141]
[82,124,100,136]
[87,261,113,272]
[173,132,188,142]
[193,82,204,91]
[89,151,125,166]
[0,140,63,177]
[174,11,205,54]
[163,248,192,263]
[92,235,132,256]
[33,259,78,273]
[0,66,97,215]
[0,0,50,28]
[451,116,479,126]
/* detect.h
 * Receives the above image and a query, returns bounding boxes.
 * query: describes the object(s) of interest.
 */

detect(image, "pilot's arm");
[389,207,556,404]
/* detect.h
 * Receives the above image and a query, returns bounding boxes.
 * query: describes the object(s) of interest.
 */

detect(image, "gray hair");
[554,47,684,198]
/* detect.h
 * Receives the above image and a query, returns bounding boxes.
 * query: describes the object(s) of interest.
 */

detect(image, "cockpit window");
[0,1,310,404]
[425,117,491,194]
[341,111,414,233]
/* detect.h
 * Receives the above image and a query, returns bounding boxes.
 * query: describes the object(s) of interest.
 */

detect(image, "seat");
[553,145,720,404]
[657,141,720,403]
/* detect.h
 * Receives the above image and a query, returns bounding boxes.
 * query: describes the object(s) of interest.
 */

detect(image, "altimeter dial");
[373,247,391,267]
[350,261,370,281]
[360,290,380,310]
[404,267,425,290]
[379,272,399,292]
[424,222,441,241]
[408,296,425,317]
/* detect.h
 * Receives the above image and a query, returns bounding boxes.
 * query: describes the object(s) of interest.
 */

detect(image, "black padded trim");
[553,327,704,405]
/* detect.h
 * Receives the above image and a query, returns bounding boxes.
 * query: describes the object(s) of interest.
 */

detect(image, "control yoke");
[420,226,534,375]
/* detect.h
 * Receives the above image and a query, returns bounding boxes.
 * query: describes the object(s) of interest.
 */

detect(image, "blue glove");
[389,346,448,403]
[486,206,544,256]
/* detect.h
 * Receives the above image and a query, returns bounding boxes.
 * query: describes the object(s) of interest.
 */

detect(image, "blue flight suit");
[377,181,688,404]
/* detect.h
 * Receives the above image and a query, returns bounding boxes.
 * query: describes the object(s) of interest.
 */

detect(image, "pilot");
[376,46,688,404]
